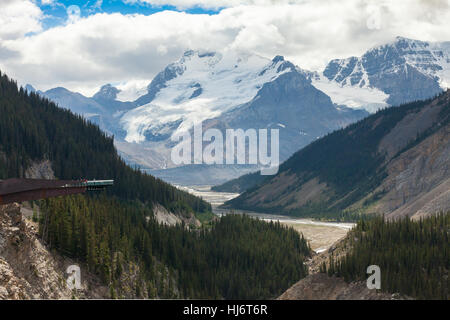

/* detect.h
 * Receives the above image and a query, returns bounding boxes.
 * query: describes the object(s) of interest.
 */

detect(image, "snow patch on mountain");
[121,51,292,143]
[311,75,389,113]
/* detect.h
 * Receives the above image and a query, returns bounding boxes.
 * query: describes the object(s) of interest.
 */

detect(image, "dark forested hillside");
[224,90,450,220]
[212,171,267,193]
[325,213,449,299]
[0,71,209,213]
[39,195,310,299]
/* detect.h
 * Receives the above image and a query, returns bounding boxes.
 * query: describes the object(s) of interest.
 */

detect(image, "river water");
[176,185,355,252]
[176,185,355,238]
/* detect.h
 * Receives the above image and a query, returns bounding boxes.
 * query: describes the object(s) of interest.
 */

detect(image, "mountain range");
[28,36,450,185]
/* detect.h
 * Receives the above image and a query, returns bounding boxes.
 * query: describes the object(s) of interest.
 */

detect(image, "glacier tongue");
[311,74,389,113]
[120,50,292,143]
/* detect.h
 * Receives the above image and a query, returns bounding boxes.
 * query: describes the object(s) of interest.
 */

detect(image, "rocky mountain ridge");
[311,36,450,111]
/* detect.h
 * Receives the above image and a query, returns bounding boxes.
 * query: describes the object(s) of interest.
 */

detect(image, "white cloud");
[0,0,449,96]
[126,0,298,10]
[0,0,43,40]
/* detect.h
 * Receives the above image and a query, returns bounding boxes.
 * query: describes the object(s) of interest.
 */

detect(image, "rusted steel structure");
[0,178,113,205]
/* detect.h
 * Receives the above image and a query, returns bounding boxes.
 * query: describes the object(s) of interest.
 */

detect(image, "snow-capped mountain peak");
[93,84,120,101]
[121,50,293,143]
[392,37,450,88]
[311,37,450,112]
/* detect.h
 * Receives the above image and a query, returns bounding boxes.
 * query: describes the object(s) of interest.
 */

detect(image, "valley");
[177,185,354,252]
[1,57,448,300]
[1,0,449,303]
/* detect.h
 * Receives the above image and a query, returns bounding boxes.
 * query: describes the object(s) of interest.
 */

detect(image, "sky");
[1,0,450,97]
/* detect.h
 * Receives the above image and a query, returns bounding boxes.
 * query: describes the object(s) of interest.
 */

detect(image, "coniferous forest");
[325,213,449,300]
[0,71,311,299]
[39,195,310,299]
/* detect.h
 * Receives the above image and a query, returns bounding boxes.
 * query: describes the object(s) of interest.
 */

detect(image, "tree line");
[324,213,449,299]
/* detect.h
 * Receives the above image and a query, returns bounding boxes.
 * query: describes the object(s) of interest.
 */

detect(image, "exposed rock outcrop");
[376,124,450,219]
[152,203,183,226]
[0,203,108,299]
[24,160,55,180]
[151,203,201,227]
[278,273,405,300]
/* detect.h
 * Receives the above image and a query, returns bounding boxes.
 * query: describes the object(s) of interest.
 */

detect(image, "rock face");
[134,58,185,106]
[0,204,108,299]
[24,160,55,180]
[375,121,450,219]
[93,84,120,102]
[280,273,415,300]
[278,273,398,300]
[315,37,450,109]
[151,203,201,227]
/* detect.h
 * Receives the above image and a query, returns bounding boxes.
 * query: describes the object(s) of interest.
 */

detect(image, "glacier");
[120,50,292,143]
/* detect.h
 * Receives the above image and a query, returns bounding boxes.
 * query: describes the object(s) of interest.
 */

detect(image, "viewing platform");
[0,178,114,205]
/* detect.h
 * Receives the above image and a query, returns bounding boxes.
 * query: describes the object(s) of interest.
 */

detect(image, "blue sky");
[39,0,221,29]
